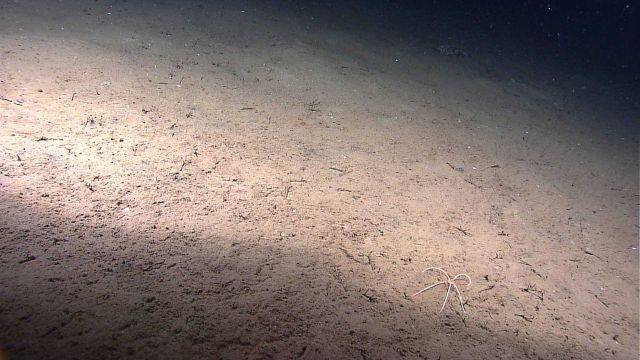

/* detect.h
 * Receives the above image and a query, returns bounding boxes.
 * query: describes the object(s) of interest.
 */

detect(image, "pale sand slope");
[0,0,638,359]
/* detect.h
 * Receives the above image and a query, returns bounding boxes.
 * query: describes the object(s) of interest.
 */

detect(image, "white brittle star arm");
[451,273,471,313]
[412,280,447,297]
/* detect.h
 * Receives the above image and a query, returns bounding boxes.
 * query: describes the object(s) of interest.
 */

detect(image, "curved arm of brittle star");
[412,280,447,297]
[439,283,453,313]
[451,282,466,313]
[452,273,471,286]
[423,267,453,282]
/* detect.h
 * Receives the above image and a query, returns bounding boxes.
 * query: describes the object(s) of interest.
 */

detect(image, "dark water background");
[383,1,637,74]
[284,0,639,93]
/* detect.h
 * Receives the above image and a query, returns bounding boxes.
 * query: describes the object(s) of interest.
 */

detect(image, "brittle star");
[412,267,471,313]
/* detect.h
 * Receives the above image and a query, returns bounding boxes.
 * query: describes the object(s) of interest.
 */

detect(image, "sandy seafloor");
[0,0,638,359]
